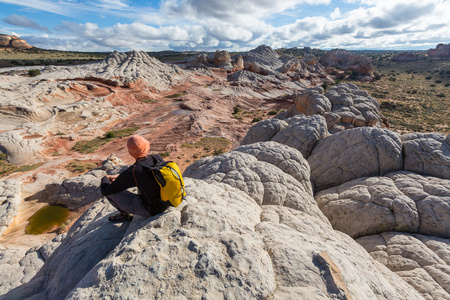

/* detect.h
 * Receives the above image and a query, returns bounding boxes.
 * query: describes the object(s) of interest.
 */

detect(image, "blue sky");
[0,0,449,52]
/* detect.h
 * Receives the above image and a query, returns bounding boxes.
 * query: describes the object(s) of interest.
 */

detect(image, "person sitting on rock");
[100,134,170,222]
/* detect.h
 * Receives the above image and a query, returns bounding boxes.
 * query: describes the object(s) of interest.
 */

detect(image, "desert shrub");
[268,109,281,115]
[164,92,187,99]
[388,77,396,82]
[425,76,432,80]
[73,127,139,153]
[445,83,450,87]
[321,83,328,91]
[437,93,445,98]
[213,148,225,156]
[158,152,170,158]
[435,80,442,84]
[233,106,241,114]
[374,72,381,81]
[66,160,97,173]
[252,117,262,123]
[430,84,436,87]
[28,69,41,77]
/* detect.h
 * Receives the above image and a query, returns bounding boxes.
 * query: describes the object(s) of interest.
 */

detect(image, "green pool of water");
[26,205,70,235]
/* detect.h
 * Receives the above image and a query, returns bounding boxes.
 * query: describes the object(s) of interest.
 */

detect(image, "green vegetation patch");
[141,98,157,103]
[0,153,42,177]
[164,92,187,99]
[28,69,41,77]
[73,126,140,153]
[66,160,98,173]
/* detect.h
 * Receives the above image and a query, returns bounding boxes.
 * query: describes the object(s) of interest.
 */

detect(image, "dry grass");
[344,56,450,134]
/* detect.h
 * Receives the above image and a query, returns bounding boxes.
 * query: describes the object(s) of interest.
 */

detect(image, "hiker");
[100,135,171,222]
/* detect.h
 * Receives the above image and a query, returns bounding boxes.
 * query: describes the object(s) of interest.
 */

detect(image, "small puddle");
[25,205,70,235]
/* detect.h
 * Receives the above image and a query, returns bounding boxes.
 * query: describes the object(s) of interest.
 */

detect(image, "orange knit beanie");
[127,135,150,158]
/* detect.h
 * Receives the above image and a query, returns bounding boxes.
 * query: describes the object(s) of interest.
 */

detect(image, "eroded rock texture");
[308,127,403,192]
[0,234,65,295]
[184,141,322,219]
[316,171,450,238]
[402,133,450,179]
[0,179,21,237]
[319,48,373,77]
[357,232,450,300]
[240,115,329,159]
[288,83,385,132]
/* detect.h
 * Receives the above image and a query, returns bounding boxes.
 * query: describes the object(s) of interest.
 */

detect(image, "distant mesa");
[0,34,33,51]
[427,43,450,58]
[392,52,421,62]
[319,48,373,79]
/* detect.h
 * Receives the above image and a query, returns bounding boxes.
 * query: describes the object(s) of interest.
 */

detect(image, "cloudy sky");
[0,0,449,52]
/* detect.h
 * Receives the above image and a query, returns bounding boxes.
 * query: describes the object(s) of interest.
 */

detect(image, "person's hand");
[106,175,119,183]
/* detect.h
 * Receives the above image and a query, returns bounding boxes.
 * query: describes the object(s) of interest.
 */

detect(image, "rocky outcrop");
[0,131,44,165]
[184,141,320,217]
[0,234,65,295]
[357,232,450,300]
[241,115,329,159]
[319,48,373,77]
[392,52,421,62]
[402,133,450,179]
[3,176,424,299]
[0,34,32,50]
[287,83,386,132]
[0,179,21,237]
[427,43,450,59]
[308,127,403,192]
[27,155,125,210]
[316,171,450,238]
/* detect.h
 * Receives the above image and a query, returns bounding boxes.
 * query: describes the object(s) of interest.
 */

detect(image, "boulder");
[240,118,288,145]
[288,83,385,131]
[184,141,321,218]
[271,115,329,158]
[316,171,450,238]
[319,49,373,76]
[308,127,403,192]
[0,234,66,296]
[357,232,450,299]
[402,133,450,179]
[0,179,21,237]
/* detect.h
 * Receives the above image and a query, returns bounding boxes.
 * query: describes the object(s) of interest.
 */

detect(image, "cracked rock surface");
[0,179,21,237]
[402,133,450,179]
[316,171,450,239]
[0,234,65,295]
[357,232,450,300]
[241,115,329,159]
[308,127,403,192]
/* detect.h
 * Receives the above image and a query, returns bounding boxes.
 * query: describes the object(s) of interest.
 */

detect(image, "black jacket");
[101,155,171,216]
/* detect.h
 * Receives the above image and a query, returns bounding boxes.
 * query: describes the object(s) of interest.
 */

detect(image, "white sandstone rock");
[316,171,450,238]
[0,179,22,237]
[357,232,450,299]
[402,132,450,179]
[308,127,403,192]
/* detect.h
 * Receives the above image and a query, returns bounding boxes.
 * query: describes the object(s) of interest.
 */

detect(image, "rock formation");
[357,232,450,300]
[402,133,450,179]
[286,83,386,132]
[0,234,65,295]
[392,52,421,62]
[3,145,427,299]
[319,48,373,78]
[427,43,450,58]
[316,171,450,238]
[0,34,33,51]
[307,127,403,192]
[0,179,21,237]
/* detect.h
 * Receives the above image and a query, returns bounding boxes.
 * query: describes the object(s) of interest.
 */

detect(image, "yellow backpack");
[151,161,186,207]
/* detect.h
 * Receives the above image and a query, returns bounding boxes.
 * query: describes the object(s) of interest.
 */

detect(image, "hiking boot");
[108,212,133,222]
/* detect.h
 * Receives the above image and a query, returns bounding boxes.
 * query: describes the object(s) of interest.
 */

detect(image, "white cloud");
[330,7,341,19]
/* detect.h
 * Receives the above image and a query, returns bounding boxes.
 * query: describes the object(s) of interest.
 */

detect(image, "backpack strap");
[132,165,151,210]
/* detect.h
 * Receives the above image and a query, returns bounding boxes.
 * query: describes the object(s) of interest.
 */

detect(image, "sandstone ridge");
[0,34,33,51]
